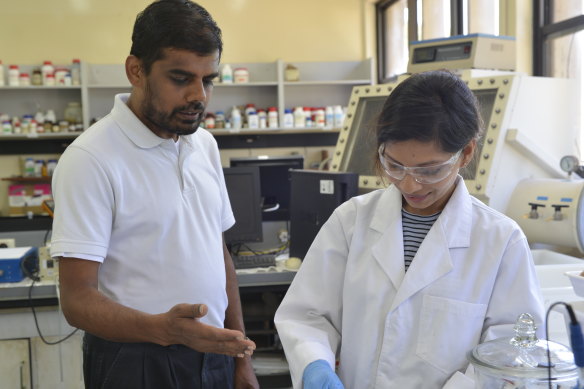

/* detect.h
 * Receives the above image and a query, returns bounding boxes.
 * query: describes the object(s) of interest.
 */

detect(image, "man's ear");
[125,55,144,87]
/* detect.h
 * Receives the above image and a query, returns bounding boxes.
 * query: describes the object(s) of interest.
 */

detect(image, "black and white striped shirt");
[402,209,441,271]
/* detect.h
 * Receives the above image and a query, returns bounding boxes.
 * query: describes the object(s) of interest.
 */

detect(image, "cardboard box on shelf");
[8,184,52,216]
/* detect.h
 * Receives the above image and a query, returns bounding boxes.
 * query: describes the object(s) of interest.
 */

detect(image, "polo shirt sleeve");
[50,145,114,261]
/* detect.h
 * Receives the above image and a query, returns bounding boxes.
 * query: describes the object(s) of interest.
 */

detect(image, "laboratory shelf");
[0,85,82,90]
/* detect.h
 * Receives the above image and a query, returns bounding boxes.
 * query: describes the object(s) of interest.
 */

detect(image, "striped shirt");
[402,209,441,271]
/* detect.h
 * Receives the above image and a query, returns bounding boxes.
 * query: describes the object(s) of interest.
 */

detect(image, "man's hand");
[161,303,256,358]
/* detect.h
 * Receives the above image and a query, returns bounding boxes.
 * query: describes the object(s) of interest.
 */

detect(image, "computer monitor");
[289,169,359,259]
[223,166,263,245]
[230,155,305,221]
[330,75,579,213]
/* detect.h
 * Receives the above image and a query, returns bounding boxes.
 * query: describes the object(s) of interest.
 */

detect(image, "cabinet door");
[30,333,84,389]
[0,338,31,389]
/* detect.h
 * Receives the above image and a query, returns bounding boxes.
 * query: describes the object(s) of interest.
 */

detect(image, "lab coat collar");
[370,177,473,311]
[370,186,406,291]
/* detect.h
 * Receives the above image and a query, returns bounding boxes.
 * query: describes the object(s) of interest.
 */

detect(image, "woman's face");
[380,139,475,215]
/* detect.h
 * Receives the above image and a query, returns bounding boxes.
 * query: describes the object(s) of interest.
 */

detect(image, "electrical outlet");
[0,238,16,248]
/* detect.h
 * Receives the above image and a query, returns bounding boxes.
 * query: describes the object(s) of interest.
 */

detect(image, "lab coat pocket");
[416,294,487,375]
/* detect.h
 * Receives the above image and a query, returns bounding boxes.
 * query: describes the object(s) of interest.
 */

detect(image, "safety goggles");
[378,145,462,184]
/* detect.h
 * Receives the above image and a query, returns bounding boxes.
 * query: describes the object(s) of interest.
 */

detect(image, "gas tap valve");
[552,204,569,221]
[528,203,546,219]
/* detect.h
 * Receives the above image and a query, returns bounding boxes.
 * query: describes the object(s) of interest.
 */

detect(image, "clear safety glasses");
[378,145,462,184]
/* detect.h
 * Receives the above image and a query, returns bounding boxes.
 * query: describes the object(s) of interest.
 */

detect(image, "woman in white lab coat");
[274,70,545,389]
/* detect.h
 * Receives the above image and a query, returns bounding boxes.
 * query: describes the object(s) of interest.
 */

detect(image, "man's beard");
[142,83,205,136]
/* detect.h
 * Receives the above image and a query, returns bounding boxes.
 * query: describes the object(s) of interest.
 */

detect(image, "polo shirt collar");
[111,93,167,149]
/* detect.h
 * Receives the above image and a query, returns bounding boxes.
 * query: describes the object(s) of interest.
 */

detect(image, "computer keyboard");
[231,253,277,269]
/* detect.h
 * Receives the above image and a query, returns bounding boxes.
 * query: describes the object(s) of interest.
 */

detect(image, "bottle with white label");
[293,107,305,128]
[8,65,20,86]
[41,61,54,85]
[231,106,241,130]
[283,109,294,128]
[267,107,278,129]
[71,59,81,85]
[314,108,325,128]
[221,64,233,84]
[333,105,344,128]
[325,106,334,128]
[247,111,259,129]
[257,109,267,129]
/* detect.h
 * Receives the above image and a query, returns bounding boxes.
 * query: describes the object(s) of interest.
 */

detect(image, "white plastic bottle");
[283,109,294,128]
[293,106,305,128]
[221,64,233,84]
[333,105,344,128]
[247,111,259,129]
[0,60,5,86]
[8,65,20,86]
[257,109,267,129]
[71,59,81,85]
[325,106,334,128]
[267,107,279,129]
[315,108,325,128]
[231,106,242,130]
[41,60,54,85]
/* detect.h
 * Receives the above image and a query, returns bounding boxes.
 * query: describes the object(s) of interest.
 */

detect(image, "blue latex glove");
[302,359,344,389]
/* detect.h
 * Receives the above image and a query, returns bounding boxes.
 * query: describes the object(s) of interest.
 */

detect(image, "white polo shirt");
[51,94,235,328]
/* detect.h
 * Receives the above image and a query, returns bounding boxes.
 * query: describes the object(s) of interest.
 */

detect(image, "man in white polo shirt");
[50,1,259,388]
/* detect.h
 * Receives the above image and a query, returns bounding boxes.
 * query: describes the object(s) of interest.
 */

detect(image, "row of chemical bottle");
[1,103,84,135]
[23,157,58,177]
[0,60,81,87]
[218,63,301,84]
[204,105,346,130]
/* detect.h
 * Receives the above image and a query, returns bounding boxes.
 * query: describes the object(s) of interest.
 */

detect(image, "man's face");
[138,48,220,139]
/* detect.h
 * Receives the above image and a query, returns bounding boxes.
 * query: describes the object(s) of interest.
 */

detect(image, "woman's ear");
[461,139,477,168]
[125,55,144,87]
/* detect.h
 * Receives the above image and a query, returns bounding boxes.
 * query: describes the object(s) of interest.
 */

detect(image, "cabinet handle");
[20,360,27,389]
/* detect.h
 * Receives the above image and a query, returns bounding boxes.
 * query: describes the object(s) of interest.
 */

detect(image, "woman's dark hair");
[376,70,483,153]
[130,0,223,74]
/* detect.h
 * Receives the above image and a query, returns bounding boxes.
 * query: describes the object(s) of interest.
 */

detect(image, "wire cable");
[43,228,52,247]
[28,279,78,345]
[545,301,584,389]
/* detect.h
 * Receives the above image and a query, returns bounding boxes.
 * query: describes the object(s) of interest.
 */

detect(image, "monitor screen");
[289,169,359,259]
[223,166,263,245]
[230,155,305,221]
[332,81,501,192]
[342,95,386,177]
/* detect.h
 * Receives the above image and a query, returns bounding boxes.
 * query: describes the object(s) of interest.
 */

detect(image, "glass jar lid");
[468,313,577,380]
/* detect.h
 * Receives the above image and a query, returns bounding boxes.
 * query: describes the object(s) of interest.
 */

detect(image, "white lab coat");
[274,177,545,388]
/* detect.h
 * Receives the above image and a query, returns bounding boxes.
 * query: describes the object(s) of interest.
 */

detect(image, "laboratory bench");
[0,267,296,388]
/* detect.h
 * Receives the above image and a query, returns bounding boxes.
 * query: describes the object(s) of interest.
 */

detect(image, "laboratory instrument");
[506,178,584,254]
[407,34,516,74]
[331,74,579,213]
[469,313,578,388]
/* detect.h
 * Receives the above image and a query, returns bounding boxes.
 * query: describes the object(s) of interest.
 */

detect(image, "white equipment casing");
[331,75,580,215]
[506,178,584,253]
[407,34,516,74]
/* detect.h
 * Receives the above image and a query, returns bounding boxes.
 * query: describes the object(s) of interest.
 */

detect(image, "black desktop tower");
[289,170,359,259]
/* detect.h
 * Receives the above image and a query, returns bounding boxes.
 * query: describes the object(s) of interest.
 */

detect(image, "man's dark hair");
[130,0,223,74]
